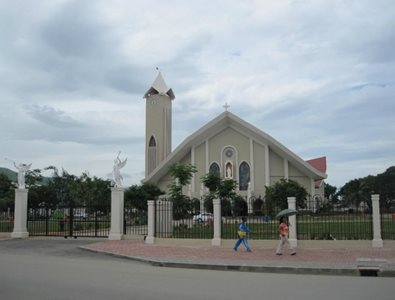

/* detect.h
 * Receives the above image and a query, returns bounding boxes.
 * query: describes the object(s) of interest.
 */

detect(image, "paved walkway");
[81,239,395,277]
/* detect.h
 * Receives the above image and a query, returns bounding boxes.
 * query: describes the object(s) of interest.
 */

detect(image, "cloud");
[27,104,85,128]
[0,0,394,188]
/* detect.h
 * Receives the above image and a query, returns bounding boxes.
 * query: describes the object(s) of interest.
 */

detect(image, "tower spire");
[143,72,174,177]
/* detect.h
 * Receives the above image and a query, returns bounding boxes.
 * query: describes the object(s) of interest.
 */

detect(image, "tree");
[324,183,338,203]
[125,182,164,211]
[168,164,197,220]
[0,173,14,212]
[338,177,374,210]
[38,167,112,215]
[265,179,308,216]
[79,174,111,214]
[169,163,197,186]
[376,166,395,209]
[337,166,395,211]
[201,172,239,216]
[201,172,221,193]
[25,168,45,188]
[233,195,248,216]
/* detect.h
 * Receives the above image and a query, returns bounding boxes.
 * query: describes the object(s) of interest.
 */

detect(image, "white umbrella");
[276,208,298,219]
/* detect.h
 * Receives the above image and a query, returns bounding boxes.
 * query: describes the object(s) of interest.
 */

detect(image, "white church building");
[142,72,327,201]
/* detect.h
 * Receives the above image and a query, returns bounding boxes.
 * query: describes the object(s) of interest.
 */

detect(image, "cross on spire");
[223,102,230,111]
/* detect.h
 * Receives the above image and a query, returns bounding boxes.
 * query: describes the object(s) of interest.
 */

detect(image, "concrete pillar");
[371,194,383,248]
[212,198,222,246]
[108,187,124,240]
[200,183,205,213]
[247,182,253,215]
[287,197,297,248]
[11,189,29,238]
[145,200,155,244]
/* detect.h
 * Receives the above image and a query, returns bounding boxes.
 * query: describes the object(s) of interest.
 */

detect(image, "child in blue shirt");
[233,217,252,252]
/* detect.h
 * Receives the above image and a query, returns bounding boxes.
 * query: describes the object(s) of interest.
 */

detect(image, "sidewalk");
[80,239,395,277]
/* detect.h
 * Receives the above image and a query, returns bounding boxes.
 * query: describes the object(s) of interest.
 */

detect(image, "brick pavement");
[81,239,395,276]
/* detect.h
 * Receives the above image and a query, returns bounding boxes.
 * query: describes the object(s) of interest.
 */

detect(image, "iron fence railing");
[380,200,395,240]
[154,198,214,239]
[221,215,278,240]
[297,197,373,240]
[151,196,389,240]
[124,202,148,237]
[27,205,110,238]
[0,209,14,233]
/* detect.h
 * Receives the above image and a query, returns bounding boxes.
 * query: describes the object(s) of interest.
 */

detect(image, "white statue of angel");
[12,161,32,189]
[112,152,127,187]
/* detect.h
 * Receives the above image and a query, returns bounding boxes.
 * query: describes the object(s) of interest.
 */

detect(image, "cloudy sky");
[1,0,394,189]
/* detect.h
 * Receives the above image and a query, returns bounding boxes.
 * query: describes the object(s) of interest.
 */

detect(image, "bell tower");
[143,72,175,177]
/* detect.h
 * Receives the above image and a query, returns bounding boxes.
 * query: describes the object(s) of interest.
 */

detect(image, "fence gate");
[124,201,148,237]
[28,200,110,238]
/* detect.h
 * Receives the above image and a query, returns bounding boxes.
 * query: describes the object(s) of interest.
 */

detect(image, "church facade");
[142,73,327,201]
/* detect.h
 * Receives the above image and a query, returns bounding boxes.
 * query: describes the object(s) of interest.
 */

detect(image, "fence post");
[108,187,124,240]
[212,198,222,246]
[247,182,253,215]
[287,197,297,248]
[199,183,205,213]
[371,194,383,248]
[145,200,155,244]
[11,188,29,238]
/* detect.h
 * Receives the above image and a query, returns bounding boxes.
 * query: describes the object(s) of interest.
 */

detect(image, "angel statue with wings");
[112,152,127,187]
[5,158,32,189]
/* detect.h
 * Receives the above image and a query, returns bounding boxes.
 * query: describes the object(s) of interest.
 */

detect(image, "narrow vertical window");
[239,162,250,190]
[148,136,157,174]
[209,162,220,175]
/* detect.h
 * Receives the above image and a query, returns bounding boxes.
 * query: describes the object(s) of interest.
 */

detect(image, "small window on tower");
[149,136,156,147]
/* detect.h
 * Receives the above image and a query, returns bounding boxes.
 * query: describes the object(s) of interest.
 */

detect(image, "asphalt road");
[0,238,394,300]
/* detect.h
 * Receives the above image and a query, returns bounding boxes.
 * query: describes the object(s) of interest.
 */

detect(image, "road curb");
[79,246,395,277]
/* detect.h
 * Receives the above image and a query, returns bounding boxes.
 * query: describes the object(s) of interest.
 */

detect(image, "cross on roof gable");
[144,111,327,183]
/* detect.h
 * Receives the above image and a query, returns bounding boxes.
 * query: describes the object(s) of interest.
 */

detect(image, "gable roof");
[306,157,327,174]
[143,72,175,100]
[144,111,327,183]
[306,156,327,188]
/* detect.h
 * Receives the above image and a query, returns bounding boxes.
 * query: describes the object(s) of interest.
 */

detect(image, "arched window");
[148,136,157,174]
[239,162,250,190]
[149,136,156,147]
[209,162,220,175]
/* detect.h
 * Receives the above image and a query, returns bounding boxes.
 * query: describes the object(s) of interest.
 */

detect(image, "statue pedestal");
[108,187,124,240]
[11,189,29,239]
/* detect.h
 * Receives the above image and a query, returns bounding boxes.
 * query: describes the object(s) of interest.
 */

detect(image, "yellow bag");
[238,231,246,238]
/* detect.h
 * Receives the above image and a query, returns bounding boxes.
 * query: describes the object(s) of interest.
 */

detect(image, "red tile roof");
[306,156,327,188]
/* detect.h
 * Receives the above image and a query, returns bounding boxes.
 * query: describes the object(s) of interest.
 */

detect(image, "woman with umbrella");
[275,209,297,255]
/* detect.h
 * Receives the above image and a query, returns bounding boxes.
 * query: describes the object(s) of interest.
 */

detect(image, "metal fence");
[221,215,279,240]
[124,201,148,237]
[297,196,373,240]
[154,198,214,239]
[380,200,395,240]
[28,204,111,238]
[151,196,388,241]
[0,209,14,233]
[221,196,279,239]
